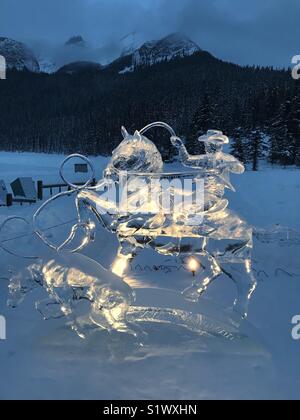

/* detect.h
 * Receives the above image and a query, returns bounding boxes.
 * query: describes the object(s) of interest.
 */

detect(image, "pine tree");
[287,94,300,166]
[230,127,247,164]
[247,128,268,171]
[268,94,300,166]
[186,94,219,154]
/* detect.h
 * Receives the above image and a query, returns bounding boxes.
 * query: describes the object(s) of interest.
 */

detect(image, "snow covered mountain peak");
[133,33,201,67]
[0,37,40,72]
[65,35,86,47]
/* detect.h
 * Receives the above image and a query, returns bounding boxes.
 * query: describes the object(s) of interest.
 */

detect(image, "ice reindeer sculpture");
[4,121,257,339]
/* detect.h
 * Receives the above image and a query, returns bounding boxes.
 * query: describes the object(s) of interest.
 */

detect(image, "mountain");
[65,35,86,47]
[37,36,97,74]
[37,56,57,74]
[116,33,202,74]
[120,32,141,57]
[57,61,102,75]
[135,33,201,65]
[0,37,40,72]
[1,33,201,75]
[0,39,290,160]
[0,32,294,169]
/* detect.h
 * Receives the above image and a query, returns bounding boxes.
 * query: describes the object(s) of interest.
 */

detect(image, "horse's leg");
[109,237,151,343]
[76,191,95,225]
[66,295,88,339]
[36,298,64,320]
[182,251,222,302]
[76,186,118,230]
[112,236,139,278]
[46,285,88,339]
[221,259,257,318]
[75,192,98,238]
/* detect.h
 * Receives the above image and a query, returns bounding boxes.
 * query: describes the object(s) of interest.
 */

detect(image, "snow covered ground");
[1,152,300,400]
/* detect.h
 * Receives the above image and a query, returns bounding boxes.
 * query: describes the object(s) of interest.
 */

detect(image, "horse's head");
[108,127,163,175]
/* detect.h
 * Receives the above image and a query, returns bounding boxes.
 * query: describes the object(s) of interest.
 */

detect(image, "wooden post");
[6,193,13,207]
[37,180,43,200]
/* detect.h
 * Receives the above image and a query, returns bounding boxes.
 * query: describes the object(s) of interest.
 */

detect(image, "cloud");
[0,0,298,67]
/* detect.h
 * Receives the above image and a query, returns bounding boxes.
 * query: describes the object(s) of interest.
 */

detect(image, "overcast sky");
[0,0,298,67]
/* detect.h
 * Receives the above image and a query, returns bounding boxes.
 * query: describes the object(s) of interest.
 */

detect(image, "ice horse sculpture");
[4,121,257,340]
[73,123,256,318]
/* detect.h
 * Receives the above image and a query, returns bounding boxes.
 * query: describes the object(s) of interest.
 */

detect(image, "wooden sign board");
[75,163,88,173]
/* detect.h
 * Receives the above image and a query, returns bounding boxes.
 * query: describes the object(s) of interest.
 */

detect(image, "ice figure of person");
[171,130,256,317]
[171,130,244,191]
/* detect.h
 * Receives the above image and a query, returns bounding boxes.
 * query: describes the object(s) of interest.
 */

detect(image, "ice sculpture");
[106,127,164,175]
[2,121,257,340]
[7,251,136,339]
[74,123,256,319]
[170,130,255,316]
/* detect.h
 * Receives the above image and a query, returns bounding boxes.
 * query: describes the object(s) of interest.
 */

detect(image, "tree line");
[0,51,298,170]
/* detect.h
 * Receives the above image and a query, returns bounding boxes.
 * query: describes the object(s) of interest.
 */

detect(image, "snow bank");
[0,152,300,399]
